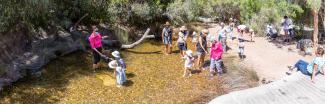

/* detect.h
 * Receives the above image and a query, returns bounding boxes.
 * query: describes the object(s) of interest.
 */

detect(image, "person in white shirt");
[183,50,195,77]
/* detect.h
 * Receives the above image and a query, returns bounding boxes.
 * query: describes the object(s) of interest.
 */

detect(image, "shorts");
[197,51,205,56]
[93,47,102,64]
[163,36,172,45]
[178,43,187,51]
[238,47,244,55]
[210,59,223,73]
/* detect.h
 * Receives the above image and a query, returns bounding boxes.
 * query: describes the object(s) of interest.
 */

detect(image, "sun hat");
[238,25,247,30]
[202,29,209,34]
[164,21,171,26]
[180,26,187,31]
[186,50,193,57]
[108,60,117,69]
[249,29,254,32]
[111,51,120,58]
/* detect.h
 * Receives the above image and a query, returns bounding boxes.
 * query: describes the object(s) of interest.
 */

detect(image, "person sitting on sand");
[177,26,188,57]
[210,38,224,76]
[111,51,126,69]
[286,47,325,83]
[196,29,209,70]
[183,50,195,77]
[109,60,126,87]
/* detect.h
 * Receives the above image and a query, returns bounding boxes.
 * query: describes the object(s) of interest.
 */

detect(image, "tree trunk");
[121,28,152,49]
[312,9,319,49]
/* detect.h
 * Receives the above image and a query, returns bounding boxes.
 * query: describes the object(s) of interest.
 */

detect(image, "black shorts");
[178,43,187,51]
[93,47,102,64]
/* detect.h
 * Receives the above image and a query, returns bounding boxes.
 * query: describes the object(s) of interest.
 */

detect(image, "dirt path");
[208,24,314,81]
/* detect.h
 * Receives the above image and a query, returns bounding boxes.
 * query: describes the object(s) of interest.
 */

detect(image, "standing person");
[218,29,227,52]
[196,29,209,70]
[210,39,224,76]
[281,16,292,43]
[109,60,127,87]
[162,22,173,55]
[249,29,255,42]
[177,26,188,57]
[238,29,246,60]
[183,50,195,77]
[229,18,236,41]
[286,47,325,83]
[88,25,108,72]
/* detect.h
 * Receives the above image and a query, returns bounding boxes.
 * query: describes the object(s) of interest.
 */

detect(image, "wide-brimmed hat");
[202,29,209,34]
[164,22,171,26]
[186,50,193,57]
[180,26,187,31]
[108,60,117,69]
[111,51,120,58]
[238,25,247,30]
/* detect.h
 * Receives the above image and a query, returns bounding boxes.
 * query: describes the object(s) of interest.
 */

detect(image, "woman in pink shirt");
[209,39,224,76]
[89,25,108,71]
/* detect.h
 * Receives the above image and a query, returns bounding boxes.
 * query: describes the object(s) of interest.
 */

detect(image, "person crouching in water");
[109,60,126,87]
[286,47,325,83]
[210,38,224,76]
[238,29,245,59]
[183,50,195,77]
[177,26,188,57]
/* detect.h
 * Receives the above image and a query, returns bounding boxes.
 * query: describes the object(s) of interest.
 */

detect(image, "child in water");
[183,50,195,77]
[109,51,127,87]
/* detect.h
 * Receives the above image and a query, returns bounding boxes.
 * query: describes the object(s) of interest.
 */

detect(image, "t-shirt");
[282,18,292,30]
[210,42,223,60]
[207,34,216,43]
[307,57,325,74]
[177,31,187,43]
[89,32,102,49]
[183,55,194,68]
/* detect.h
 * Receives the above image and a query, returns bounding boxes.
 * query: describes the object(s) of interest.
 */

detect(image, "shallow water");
[0,39,230,103]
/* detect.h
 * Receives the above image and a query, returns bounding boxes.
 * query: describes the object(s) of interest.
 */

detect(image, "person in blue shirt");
[287,47,325,83]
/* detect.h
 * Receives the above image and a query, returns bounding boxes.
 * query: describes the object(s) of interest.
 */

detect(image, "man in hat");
[177,26,188,57]
[162,21,173,54]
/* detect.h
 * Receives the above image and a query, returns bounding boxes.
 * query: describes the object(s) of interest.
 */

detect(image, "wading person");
[183,50,195,77]
[218,29,227,52]
[209,38,224,76]
[177,26,188,57]
[109,60,127,87]
[196,29,209,70]
[162,22,173,55]
[286,47,325,83]
[238,29,246,60]
[88,25,108,72]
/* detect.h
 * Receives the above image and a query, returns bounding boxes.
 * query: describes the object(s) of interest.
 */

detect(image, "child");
[249,29,255,42]
[183,50,195,77]
[210,39,224,76]
[112,51,126,69]
[109,60,126,87]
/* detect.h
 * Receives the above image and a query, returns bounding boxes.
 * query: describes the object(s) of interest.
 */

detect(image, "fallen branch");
[121,28,151,49]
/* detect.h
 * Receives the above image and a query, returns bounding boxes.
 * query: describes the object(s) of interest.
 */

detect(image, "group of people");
[161,20,255,77]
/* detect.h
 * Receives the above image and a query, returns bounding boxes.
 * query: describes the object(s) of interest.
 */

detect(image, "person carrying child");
[183,50,195,77]
[109,60,127,87]
[210,38,224,76]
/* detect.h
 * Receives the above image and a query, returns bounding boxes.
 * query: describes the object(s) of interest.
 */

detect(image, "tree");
[307,0,321,49]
